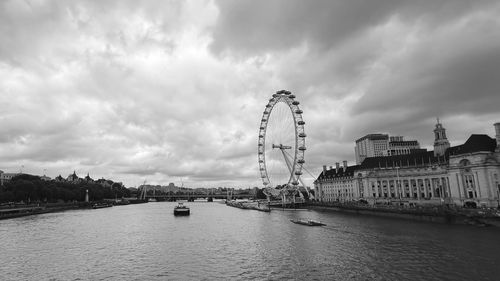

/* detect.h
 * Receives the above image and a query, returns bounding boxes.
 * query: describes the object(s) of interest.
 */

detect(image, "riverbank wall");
[226,200,270,212]
[0,201,121,220]
[306,202,500,226]
[0,203,87,220]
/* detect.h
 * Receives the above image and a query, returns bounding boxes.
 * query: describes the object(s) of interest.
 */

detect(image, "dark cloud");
[1,0,499,189]
[350,14,500,138]
[211,0,495,56]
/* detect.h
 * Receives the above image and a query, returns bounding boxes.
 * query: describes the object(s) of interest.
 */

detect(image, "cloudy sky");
[1,0,499,188]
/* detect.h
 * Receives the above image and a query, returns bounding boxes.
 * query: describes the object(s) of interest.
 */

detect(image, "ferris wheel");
[258,90,309,200]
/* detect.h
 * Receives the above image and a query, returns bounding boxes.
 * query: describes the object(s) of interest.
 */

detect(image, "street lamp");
[497,184,500,209]
[395,166,401,199]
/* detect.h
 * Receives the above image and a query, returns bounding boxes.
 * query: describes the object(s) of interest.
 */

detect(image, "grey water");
[1,202,500,280]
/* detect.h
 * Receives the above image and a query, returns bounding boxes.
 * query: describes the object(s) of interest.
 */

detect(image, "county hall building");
[315,121,500,208]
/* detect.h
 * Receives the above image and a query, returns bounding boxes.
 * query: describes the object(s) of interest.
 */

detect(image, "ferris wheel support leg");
[281,149,304,200]
[298,177,313,200]
[280,149,294,176]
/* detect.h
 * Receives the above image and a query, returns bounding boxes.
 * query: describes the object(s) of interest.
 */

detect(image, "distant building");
[84,173,94,183]
[388,136,424,156]
[96,178,113,187]
[0,172,19,186]
[316,121,500,208]
[67,171,80,183]
[355,134,389,164]
[165,183,179,193]
[355,134,422,164]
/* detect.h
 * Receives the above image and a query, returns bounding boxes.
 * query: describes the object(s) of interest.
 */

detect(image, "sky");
[1,0,499,188]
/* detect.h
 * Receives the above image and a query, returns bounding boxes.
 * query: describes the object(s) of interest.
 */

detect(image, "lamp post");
[395,166,401,200]
[497,184,500,209]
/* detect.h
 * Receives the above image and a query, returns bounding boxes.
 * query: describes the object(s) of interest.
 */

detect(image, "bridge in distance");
[143,193,256,201]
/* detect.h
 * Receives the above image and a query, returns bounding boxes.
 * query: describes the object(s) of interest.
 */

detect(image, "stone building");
[0,172,19,186]
[316,122,500,208]
[314,161,360,203]
[67,171,80,183]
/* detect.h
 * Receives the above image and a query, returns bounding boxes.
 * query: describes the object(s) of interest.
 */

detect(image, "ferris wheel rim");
[257,90,306,189]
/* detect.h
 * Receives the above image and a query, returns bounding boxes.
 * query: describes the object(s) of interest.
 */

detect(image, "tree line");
[0,174,130,203]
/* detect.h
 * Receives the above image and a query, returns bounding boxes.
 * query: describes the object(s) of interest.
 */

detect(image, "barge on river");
[174,202,190,216]
[290,218,326,226]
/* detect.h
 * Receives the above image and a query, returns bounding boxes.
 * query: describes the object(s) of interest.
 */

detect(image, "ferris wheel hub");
[272,144,292,150]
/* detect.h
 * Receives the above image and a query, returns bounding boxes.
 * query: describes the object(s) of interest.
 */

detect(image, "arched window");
[459,159,476,199]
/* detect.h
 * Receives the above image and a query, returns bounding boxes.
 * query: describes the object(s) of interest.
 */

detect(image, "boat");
[174,202,190,216]
[92,203,113,209]
[290,219,326,226]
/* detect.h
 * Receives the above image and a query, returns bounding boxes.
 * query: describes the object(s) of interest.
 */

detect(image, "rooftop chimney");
[343,160,348,172]
[323,165,327,174]
[329,166,333,170]
[495,123,500,151]
[335,162,340,174]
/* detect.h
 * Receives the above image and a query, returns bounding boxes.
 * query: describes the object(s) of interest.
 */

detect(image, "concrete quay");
[225,200,270,212]
[307,202,500,227]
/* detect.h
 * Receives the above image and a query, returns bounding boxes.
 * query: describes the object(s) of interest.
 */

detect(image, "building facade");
[355,134,422,164]
[315,161,361,203]
[0,172,19,186]
[355,134,389,164]
[387,136,423,156]
[316,122,500,208]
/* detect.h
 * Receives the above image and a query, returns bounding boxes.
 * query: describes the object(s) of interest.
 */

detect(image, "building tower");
[433,118,450,156]
[494,122,500,152]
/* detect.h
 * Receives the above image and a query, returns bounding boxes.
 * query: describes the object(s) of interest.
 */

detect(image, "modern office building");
[355,134,389,164]
[387,136,423,156]
[355,134,422,164]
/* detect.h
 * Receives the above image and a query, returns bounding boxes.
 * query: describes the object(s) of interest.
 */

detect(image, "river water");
[1,201,500,280]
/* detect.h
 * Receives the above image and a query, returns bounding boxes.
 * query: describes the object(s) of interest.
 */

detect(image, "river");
[1,201,499,280]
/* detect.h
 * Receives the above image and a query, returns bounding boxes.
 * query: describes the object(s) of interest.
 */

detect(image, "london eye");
[257,90,308,202]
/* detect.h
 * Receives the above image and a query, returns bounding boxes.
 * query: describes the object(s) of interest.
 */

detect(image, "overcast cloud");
[1,0,499,188]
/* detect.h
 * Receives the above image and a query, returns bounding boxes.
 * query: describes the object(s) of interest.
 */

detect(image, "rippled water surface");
[1,202,500,280]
